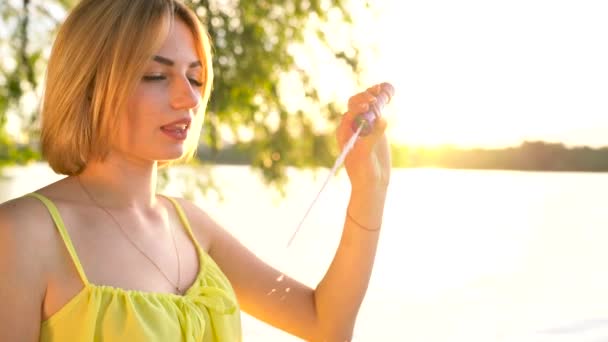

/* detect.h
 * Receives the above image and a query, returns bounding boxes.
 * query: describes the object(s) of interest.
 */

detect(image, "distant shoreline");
[2,140,607,173]
[197,140,608,172]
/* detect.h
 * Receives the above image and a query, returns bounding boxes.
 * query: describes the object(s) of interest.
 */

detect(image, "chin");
[154,148,187,162]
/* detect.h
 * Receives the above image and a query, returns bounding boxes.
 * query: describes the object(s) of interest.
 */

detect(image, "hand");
[337,82,394,193]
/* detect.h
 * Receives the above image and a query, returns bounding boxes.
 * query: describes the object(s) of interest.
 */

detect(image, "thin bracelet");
[346,210,381,232]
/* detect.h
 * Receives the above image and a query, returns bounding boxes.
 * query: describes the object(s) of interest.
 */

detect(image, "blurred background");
[1,0,608,340]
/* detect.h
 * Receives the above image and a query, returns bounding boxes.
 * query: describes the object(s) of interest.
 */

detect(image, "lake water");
[2,164,608,341]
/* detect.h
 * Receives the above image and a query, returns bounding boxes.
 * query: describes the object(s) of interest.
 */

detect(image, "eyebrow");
[153,55,202,68]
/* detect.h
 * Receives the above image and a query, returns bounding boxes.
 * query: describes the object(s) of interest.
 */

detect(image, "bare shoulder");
[0,195,57,340]
[0,194,58,251]
[168,197,225,252]
[0,193,60,276]
[0,177,75,281]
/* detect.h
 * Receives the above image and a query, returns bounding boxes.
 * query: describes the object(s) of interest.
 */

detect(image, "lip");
[161,117,192,129]
[160,117,192,141]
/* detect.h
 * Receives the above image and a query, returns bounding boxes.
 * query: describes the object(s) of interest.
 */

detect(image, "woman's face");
[116,19,203,163]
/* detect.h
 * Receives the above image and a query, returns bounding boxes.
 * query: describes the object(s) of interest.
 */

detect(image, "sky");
[362,0,608,148]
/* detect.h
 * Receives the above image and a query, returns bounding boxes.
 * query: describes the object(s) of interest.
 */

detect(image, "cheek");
[125,88,161,128]
[117,97,150,145]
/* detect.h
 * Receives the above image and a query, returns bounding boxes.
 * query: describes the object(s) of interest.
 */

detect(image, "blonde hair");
[41,0,213,175]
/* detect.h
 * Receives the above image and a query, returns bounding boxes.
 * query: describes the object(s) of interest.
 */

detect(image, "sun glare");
[366,0,608,149]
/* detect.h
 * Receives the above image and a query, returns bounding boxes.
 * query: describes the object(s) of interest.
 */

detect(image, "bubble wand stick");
[286,83,394,247]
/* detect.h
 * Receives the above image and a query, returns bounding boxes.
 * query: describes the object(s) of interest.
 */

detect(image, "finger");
[347,92,377,114]
[338,83,393,147]
[365,83,383,97]
[362,82,395,122]
[344,97,379,127]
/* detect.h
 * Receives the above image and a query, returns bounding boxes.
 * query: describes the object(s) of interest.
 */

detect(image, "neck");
[76,156,160,210]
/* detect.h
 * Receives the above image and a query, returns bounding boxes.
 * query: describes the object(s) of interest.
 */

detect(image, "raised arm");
[182,83,393,341]
[312,83,392,339]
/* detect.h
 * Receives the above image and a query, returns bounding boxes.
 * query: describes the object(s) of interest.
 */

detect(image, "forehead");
[153,19,199,63]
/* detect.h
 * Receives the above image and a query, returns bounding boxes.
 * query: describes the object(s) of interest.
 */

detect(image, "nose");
[170,76,201,110]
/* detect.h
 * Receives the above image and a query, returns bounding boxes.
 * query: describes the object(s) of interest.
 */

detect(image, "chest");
[42,202,206,321]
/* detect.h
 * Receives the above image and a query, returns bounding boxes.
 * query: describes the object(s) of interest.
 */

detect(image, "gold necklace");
[76,176,183,294]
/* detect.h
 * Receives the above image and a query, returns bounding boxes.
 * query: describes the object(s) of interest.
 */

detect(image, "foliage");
[187,0,370,188]
[0,0,373,190]
[0,130,39,167]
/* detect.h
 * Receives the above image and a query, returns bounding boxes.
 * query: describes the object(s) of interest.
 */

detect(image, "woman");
[0,0,392,341]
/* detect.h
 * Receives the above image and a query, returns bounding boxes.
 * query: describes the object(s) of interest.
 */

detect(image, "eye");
[142,73,202,87]
[142,74,166,82]
[188,78,203,87]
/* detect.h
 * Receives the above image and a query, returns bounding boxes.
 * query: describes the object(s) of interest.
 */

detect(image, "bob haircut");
[41,0,213,175]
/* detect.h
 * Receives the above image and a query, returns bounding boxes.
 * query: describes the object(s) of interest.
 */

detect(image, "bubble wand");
[286,83,395,247]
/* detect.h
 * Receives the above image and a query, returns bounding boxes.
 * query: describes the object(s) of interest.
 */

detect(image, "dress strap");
[25,192,90,285]
[161,196,205,255]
